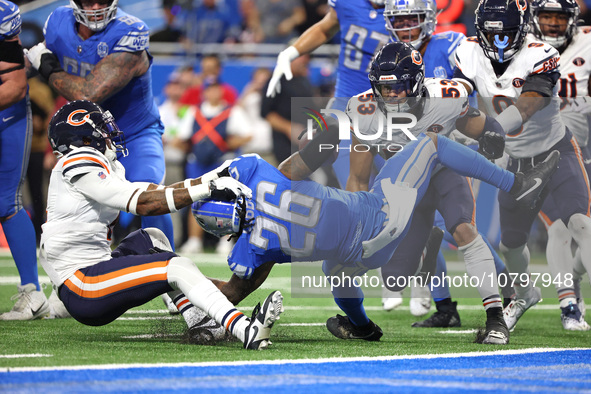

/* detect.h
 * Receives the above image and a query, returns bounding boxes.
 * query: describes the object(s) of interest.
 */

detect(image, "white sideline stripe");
[437,329,478,334]
[0,354,52,359]
[121,334,178,339]
[2,348,589,373]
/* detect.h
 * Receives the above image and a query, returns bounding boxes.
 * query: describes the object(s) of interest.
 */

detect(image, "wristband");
[187,183,210,202]
[165,188,178,213]
[184,179,192,188]
[156,185,165,190]
[283,45,300,61]
[495,105,523,134]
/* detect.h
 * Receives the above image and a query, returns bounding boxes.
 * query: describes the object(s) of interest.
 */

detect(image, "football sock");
[142,214,175,251]
[169,291,208,328]
[431,251,452,301]
[436,136,514,193]
[482,235,515,299]
[167,257,248,342]
[545,220,576,308]
[500,242,532,298]
[459,234,502,310]
[568,214,591,282]
[3,209,40,290]
[334,297,370,327]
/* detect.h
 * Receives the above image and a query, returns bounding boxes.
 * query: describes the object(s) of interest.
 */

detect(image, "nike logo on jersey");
[544,48,552,53]
[516,178,542,201]
[3,116,14,122]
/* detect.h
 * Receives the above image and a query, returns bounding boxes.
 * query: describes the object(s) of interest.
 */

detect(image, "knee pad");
[547,220,571,245]
[500,230,528,249]
[167,256,206,290]
[144,227,173,252]
[568,213,591,242]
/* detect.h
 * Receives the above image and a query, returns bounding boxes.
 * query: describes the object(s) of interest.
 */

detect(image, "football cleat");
[243,290,284,350]
[188,315,233,345]
[509,150,560,209]
[0,284,50,321]
[382,287,403,311]
[48,287,71,319]
[412,300,461,328]
[503,287,542,330]
[476,307,509,345]
[561,302,590,331]
[410,283,432,317]
[326,314,383,341]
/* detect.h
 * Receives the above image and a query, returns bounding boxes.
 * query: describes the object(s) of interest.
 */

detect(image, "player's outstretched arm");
[216,261,276,305]
[455,107,505,160]
[346,135,374,192]
[266,7,340,97]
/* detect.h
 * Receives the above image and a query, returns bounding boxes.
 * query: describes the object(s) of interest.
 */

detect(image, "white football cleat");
[503,287,542,330]
[48,287,70,319]
[244,290,284,350]
[0,283,50,321]
[410,283,432,317]
[561,302,590,331]
[382,287,403,311]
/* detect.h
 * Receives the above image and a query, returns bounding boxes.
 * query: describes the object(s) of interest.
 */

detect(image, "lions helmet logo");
[66,110,91,126]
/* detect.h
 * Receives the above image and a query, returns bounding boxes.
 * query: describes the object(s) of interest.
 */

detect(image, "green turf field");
[0,251,589,369]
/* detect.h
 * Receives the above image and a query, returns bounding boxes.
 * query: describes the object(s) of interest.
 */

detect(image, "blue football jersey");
[423,31,465,79]
[330,0,390,99]
[0,0,20,40]
[226,154,387,274]
[43,7,160,138]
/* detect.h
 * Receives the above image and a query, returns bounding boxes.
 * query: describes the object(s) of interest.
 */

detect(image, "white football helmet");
[384,0,437,49]
[70,0,119,32]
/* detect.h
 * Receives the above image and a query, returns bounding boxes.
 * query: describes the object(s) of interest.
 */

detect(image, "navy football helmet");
[48,100,126,156]
[384,0,437,49]
[368,41,425,114]
[70,0,119,32]
[475,0,530,63]
[531,0,579,48]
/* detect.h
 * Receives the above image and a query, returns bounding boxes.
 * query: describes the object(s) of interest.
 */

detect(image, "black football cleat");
[326,314,383,341]
[476,307,510,345]
[412,300,461,328]
[509,150,560,209]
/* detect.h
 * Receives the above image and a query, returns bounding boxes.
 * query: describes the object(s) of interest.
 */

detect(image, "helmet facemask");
[384,0,437,49]
[533,9,579,48]
[70,0,118,32]
[370,75,424,114]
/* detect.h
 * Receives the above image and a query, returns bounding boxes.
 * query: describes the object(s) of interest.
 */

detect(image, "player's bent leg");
[167,256,283,349]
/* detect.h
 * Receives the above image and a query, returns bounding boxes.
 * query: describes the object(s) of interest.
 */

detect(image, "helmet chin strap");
[494,34,509,63]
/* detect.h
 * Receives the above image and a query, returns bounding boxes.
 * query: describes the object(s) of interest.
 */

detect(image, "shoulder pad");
[424,78,468,98]
[61,148,111,182]
[111,12,149,52]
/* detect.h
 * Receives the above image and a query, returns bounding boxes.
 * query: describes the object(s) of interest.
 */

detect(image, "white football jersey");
[345,78,469,157]
[40,147,135,286]
[454,35,565,159]
[550,27,591,147]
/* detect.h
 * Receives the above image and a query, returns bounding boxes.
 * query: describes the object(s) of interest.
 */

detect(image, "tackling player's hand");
[478,131,505,160]
[209,177,252,201]
[266,46,300,98]
[200,159,233,184]
[26,42,62,80]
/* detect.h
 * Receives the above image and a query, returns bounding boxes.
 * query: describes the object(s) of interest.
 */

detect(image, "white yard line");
[0,354,52,359]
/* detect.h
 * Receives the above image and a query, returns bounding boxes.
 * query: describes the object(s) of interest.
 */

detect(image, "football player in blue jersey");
[192,114,559,342]
[0,0,50,321]
[379,0,515,326]
[25,0,174,250]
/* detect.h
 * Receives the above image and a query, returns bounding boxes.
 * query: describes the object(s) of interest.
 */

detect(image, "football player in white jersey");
[530,0,591,330]
[346,42,512,344]
[40,100,284,349]
[454,0,591,330]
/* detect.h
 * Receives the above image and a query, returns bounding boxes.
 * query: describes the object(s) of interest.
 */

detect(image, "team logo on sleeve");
[97,42,109,58]
[427,124,443,133]
[67,110,90,126]
[573,57,585,67]
[512,78,525,88]
[411,50,423,65]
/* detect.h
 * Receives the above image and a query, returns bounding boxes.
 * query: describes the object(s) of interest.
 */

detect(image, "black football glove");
[478,131,505,160]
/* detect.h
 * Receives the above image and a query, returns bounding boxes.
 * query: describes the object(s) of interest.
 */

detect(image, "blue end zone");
[2,349,590,392]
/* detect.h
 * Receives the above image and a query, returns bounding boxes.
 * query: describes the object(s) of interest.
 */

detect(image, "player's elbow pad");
[522,73,558,98]
[299,116,340,173]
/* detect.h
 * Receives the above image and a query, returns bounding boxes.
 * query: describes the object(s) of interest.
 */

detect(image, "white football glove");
[266,46,300,98]
[210,177,252,200]
[568,96,591,115]
[200,159,234,184]
[26,42,52,71]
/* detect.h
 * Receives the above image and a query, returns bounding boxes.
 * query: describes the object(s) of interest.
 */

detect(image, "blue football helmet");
[531,0,580,48]
[475,0,530,63]
[48,100,126,156]
[70,0,119,32]
[192,196,252,238]
[368,41,425,114]
[384,0,437,49]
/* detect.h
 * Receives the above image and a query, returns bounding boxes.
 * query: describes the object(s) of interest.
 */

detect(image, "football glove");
[26,42,63,80]
[266,46,299,98]
[478,130,505,160]
[209,177,252,201]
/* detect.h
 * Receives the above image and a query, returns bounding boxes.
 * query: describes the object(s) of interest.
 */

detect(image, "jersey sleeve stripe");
[63,156,110,174]
[62,162,106,177]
